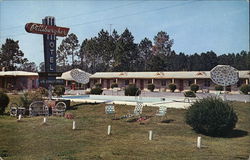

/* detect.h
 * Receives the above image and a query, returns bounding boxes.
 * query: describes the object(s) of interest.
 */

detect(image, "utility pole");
[109,24,113,36]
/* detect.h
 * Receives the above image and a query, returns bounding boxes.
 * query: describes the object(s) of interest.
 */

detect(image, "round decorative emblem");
[70,69,90,84]
[210,65,239,86]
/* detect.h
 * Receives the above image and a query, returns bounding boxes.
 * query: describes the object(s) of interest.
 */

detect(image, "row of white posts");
[17,117,203,149]
[73,122,203,148]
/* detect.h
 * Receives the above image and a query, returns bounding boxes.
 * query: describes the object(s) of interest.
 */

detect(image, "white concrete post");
[197,136,201,149]
[18,114,21,121]
[43,117,47,124]
[149,130,153,140]
[72,121,76,130]
[116,78,118,83]
[194,79,197,84]
[152,79,154,84]
[108,125,111,135]
[133,78,135,84]
[99,78,102,84]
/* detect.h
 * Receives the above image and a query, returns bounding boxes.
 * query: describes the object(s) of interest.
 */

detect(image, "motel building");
[89,71,250,93]
[0,71,39,90]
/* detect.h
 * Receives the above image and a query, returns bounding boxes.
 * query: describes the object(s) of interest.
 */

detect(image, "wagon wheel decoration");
[210,65,239,87]
[70,69,90,84]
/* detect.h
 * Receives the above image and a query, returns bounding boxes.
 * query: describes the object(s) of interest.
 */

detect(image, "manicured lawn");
[0,95,250,160]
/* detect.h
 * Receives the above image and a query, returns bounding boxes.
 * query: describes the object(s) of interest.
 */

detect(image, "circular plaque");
[210,65,239,86]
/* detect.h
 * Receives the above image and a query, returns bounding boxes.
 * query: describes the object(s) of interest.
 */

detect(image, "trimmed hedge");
[125,84,140,96]
[240,84,250,95]
[184,90,196,97]
[53,85,65,97]
[0,92,9,114]
[215,85,223,91]
[90,87,103,95]
[147,84,155,92]
[185,97,238,137]
[190,84,199,93]
[111,83,118,89]
[168,83,176,92]
[95,83,102,88]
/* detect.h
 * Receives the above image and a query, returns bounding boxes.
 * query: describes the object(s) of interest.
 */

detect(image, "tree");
[39,62,45,72]
[83,37,100,73]
[57,33,79,68]
[78,39,89,71]
[18,62,37,72]
[0,38,27,71]
[96,29,116,71]
[147,54,166,71]
[139,38,153,71]
[113,28,139,71]
[153,31,174,56]
[57,42,69,68]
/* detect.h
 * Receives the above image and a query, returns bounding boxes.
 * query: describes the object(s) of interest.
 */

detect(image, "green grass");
[0,95,250,160]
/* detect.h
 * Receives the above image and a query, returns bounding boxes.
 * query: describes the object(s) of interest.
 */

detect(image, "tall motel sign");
[25,16,70,87]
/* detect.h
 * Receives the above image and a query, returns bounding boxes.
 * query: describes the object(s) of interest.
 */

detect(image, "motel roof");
[90,71,250,79]
[0,71,38,77]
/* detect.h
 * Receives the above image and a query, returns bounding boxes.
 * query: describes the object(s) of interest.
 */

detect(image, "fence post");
[72,121,76,130]
[108,125,111,135]
[197,136,201,149]
[149,130,153,140]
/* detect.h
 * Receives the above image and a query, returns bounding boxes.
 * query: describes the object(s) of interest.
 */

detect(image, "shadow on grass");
[225,129,248,138]
[68,103,97,110]
[161,119,175,123]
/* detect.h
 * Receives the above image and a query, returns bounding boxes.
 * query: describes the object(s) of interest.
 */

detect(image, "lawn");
[0,95,250,160]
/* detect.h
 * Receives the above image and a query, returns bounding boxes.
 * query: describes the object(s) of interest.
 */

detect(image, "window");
[125,80,129,85]
[161,80,166,86]
[148,80,152,84]
[204,80,210,87]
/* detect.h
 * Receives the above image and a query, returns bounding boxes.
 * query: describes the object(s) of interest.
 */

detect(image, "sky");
[0,0,249,66]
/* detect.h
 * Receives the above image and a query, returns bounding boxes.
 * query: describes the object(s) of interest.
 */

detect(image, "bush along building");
[89,71,250,93]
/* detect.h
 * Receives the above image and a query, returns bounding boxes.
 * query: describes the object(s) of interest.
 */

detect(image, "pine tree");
[0,38,27,71]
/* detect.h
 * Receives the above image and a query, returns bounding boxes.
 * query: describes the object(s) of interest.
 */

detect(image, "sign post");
[25,16,69,88]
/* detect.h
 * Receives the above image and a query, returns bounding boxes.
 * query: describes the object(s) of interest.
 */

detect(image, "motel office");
[89,71,250,92]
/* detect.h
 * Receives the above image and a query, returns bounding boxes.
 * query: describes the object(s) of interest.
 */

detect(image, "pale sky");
[0,0,249,65]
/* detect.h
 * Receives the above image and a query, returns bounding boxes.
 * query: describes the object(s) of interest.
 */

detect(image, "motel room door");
[179,80,184,91]
[140,80,144,90]
[107,79,110,89]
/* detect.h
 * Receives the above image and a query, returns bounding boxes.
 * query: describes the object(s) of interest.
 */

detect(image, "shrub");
[53,85,65,97]
[95,83,102,88]
[240,84,250,95]
[125,84,141,96]
[90,87,103,95]
[168,83,176,92]
[36,87,49,97]
[0,92,10,114]
[184,91,196,97]
[185,97,238,137]
[215,85,223,91]
[190,84,199,93]
[111,83,118,89]
[19,91,44,110]
[147,84,155,92]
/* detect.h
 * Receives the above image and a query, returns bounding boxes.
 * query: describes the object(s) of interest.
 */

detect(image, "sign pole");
[25,16,69,88]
